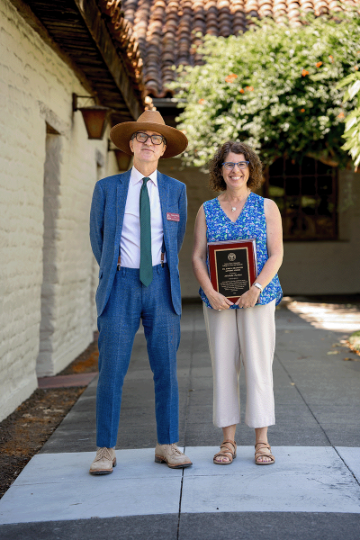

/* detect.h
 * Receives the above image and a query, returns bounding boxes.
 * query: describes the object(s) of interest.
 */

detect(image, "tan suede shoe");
[155,443,192,469]
[89,447,116,475]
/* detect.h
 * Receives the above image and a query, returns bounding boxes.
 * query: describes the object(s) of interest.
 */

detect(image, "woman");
[192,141,283,465]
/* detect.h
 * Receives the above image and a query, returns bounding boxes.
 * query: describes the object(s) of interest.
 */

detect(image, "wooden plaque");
[208,239,258,303]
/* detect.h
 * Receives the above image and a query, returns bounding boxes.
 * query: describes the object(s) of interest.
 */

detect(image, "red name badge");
[167,212,180,222]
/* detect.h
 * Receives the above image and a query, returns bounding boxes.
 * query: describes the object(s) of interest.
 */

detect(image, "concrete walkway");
[1,301,360,539]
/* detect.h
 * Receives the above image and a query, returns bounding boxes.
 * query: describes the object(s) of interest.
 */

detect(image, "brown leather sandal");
[213,439,237,465]
[255,442,275,465]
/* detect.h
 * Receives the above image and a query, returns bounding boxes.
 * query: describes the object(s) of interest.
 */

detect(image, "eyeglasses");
[222,161,249,170]
[133,132,165,145]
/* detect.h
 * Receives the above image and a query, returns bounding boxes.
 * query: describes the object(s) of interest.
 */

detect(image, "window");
[264,156,338,240]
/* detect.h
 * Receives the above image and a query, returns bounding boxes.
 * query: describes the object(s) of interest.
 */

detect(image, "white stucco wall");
[159,160,360,298]
[0,0,118,421]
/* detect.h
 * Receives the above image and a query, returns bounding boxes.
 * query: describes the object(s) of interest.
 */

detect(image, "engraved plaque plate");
[208,239,257,302]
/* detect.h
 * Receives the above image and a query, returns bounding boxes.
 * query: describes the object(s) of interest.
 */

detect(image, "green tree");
[338,72,360,168]
[173,11,360,168]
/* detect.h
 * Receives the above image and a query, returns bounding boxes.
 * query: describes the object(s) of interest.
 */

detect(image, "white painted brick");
[0,0,117,420]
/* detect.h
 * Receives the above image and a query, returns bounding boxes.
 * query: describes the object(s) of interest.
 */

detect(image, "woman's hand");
[206,290,234,311]
[192,206,234,312]
[236,286,261,309]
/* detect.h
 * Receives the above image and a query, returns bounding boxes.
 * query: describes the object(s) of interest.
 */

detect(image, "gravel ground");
[0,338,99,499]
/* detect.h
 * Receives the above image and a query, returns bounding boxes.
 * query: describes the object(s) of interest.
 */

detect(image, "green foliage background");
[338,72,360,167]
[172,11,360,168]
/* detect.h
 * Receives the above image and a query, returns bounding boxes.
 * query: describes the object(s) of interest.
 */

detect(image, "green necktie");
[139,177,153,286]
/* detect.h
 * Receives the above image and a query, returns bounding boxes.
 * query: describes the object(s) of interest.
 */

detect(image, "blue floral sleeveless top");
[200,193,283,309]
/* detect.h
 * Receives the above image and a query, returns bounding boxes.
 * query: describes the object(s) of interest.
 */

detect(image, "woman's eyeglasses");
[133,132,165,145]
[222,161,249,170]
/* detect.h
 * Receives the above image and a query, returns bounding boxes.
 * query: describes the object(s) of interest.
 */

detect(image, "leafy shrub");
[173,11,360,169]
[338,72,360,167]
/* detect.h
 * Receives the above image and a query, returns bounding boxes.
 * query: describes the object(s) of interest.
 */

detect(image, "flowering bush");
[173,11,360,168]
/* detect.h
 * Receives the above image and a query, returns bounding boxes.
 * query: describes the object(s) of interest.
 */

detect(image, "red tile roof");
[99,0,360,99]
[98,0,146,104]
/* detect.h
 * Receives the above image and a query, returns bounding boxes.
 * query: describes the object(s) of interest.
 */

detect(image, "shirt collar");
[130,166,158,187]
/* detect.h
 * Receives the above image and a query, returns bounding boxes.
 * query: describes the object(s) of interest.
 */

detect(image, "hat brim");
[110,121,188,159]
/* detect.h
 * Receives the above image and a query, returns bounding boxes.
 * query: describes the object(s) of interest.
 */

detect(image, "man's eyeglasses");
[132,132,166,145]
[222,161,249,170]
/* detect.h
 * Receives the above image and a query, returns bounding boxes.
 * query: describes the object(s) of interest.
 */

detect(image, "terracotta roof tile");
[97,0,148,105]
[101,0,360,99]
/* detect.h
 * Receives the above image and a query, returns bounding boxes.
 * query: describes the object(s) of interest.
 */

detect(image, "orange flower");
[329,55,334,62]
[239,88,245,94]
[355,66,359,71]
[245,86,254,91]
[198,99,205,104]
[300,109,305,113]
[337,111,345,119]
[225,73,238,83]
[302,69,309,77]
[315,61,323,68]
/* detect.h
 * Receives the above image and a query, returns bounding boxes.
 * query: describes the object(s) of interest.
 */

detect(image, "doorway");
[36,123,62,377]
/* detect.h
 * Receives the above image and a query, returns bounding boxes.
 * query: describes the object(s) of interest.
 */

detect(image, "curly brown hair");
[208,141,263,192]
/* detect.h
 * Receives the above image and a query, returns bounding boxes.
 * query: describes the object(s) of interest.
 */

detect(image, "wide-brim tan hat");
[110,110,188,159]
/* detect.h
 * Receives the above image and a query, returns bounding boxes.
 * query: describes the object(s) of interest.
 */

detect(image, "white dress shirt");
[120,166,166,268]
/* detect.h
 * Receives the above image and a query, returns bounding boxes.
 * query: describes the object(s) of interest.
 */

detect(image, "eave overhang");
[10,0,146,122]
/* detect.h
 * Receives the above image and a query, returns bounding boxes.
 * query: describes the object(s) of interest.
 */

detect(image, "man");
[89,110,192,474]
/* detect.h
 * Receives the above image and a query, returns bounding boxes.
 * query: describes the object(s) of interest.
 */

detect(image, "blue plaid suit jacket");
[90,169,187,316]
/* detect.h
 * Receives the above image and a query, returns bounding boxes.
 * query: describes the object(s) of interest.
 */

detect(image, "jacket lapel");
[158,172,170,250]
[115,170,131,247]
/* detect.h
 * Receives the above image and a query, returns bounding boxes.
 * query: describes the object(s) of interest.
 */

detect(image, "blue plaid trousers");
[96,263,180,447]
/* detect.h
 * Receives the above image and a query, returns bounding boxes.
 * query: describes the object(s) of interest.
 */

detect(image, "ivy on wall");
[172,11,360,169]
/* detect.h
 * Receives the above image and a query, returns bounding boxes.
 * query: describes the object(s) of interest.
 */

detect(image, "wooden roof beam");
[8,0,95,97]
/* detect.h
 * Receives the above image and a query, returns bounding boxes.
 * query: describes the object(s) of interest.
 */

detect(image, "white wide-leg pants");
[203,300,276,429]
